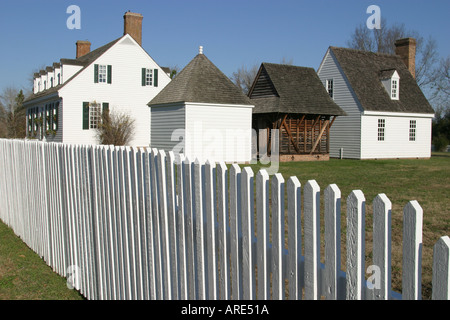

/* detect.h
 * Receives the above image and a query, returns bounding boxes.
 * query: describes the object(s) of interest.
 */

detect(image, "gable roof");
[248,63,346,116]
[148,52,253,106]
[24,36,124,104]
[328,47,434,114]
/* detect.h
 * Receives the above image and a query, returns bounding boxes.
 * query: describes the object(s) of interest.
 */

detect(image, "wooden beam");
[329,116,337,128]
[281,115,300,154]
[310,120,330,155]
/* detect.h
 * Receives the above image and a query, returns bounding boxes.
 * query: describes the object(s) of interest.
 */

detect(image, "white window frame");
[378,118,385,141]
[391,79,398,99]
[98,65,107,83]
[89,102,102,129]
[326,79,334,98]
[145,68,153,86]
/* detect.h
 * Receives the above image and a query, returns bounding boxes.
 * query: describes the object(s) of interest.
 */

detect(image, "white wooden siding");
[317,49,363,159]
[150,105,185,151]
[184,103,254,163]
[360,115,432,159]
[61,64,83,84]
[59,35,171,147]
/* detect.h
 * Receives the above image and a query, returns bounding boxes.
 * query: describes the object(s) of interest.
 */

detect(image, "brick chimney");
[394,38,416,79]
[123,11,143,46]
[76,40,91,58]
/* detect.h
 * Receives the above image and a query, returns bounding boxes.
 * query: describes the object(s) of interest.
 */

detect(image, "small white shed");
[148,47,254,163]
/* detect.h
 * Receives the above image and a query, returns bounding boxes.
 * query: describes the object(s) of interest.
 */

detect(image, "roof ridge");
[330,46,401,59]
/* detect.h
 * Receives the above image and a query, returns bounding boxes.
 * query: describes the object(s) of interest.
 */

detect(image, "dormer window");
[380,69,400,100]
[391,78,398,99]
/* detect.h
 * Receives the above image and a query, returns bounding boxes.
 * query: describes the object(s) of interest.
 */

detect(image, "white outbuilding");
[148,47,254,163]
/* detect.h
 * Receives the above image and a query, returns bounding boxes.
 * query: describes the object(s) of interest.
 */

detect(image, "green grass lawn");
[0,220,84,300]
[0,153,448,300]
[248,152,450,299]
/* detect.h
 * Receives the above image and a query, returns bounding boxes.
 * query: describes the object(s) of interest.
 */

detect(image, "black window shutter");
[102,102,109,112]
[94,64,99,83]
[154,68,158,87]
[142,68,146,86]
[83,102,89,130]
[107,65,112,84]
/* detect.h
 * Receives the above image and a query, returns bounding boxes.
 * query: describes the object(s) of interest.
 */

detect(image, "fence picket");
[272,173,284,300]
[241,167,255,300]
[324,184,341,300]
[287,176,301,300]
[205,160,218,300]
[372,194,392,300]
[0,139,448,301]
[166,151,179,300]
[157,150,172,299]
[230,164,242,299]
[432,236,450,299]
[256,169,270,300]
[176,154,188,300]
[346,190,366,300]
[304,180,321,300]
[183,156,196,299]
[193,159,206,300]
[217,162,230,300]
[402,200,423,300]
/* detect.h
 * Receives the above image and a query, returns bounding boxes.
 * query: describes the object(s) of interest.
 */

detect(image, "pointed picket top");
[402,200,423,300]
[304,180,320,300]
[287,176,301,300]
[372,193,392,300]
[256,168,270,300]
[271,173,284,300]
[324,184,341,300]
[432,236,450,300]
[346,190,366,300]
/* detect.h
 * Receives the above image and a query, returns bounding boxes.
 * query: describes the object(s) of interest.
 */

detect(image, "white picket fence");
[0,139,449,300]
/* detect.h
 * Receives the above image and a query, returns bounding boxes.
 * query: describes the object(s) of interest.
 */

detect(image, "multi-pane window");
[326,79,334,98]
[409,120,416,141]
[142,68,158,87]
[89,102,102,129]
[378,119,385,141]
[391,79,398,99]
[98,65,107,83]
[145,68,153,86]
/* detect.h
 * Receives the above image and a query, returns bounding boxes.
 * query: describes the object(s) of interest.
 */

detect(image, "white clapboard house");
[317,38,435,159]
[148,46,254,163]
[23,12,171,147]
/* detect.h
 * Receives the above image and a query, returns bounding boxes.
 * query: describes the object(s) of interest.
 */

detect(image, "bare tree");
[231,57,294,94]
[95,109,136,146]
[0,87,26,139]
[346,18,439,88]
[230,63,260,95]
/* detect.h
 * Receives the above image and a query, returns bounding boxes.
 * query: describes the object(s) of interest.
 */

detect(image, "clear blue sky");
[0,0,449,94]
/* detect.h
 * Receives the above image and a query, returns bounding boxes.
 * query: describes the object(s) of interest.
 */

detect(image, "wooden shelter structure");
[248,63,346,161]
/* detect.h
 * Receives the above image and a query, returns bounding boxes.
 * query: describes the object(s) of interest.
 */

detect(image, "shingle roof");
[330,47,434,114]
[148,53,253,106]
[249,63,346,116]
[24,36,123,104]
